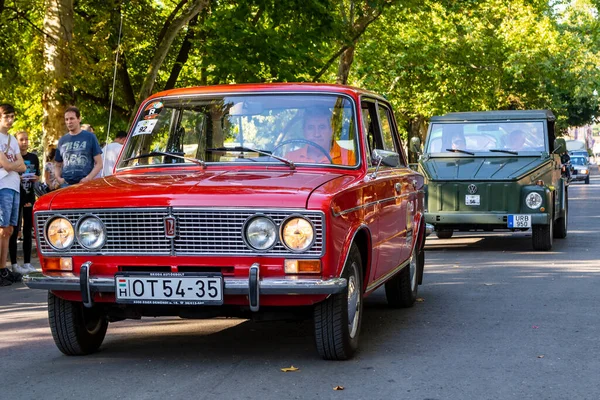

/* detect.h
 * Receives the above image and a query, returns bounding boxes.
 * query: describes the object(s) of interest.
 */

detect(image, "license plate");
[508,214,531,228]
[465,195,480,206]
[115,272,223,305]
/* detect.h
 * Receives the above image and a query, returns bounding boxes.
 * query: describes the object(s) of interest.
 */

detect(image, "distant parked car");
[570,155,590,184]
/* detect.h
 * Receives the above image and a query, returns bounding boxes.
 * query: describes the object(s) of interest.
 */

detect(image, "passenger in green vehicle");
[507,129,527,151]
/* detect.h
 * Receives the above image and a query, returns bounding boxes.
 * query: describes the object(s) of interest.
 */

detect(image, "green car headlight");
[76,216,106,249]
[525,192,543,209]
[46,217,75,250]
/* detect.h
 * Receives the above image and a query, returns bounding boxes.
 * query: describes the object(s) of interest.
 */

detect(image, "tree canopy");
[0,0,598,152]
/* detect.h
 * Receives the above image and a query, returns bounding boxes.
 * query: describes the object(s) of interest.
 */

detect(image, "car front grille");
[35,208,325,257]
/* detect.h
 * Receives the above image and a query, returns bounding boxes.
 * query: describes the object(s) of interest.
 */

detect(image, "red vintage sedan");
[25,83,426,360]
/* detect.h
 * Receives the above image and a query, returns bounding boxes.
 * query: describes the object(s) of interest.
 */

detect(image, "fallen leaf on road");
[333,386,344,390]
[453,264,460,268]
[484,283,493,286]
[281,366,299,372]
[532,325,539,329]
[416,298,425,302]
[537,355,544,358]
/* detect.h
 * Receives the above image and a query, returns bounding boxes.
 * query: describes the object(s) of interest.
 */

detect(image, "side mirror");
[372,149,400,168]
[553,138,566,154]
[410,136,422,154]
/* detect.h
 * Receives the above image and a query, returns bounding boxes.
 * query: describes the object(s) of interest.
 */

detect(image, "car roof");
[429,110,555,122]
[145,83,386,102]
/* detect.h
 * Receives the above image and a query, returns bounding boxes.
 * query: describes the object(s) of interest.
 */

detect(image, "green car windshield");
[425,121,546,154]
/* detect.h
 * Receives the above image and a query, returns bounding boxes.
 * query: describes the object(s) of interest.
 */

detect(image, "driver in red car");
[285,108,356,166]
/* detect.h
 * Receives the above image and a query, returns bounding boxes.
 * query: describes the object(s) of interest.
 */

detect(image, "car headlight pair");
[244,215,314,252]
[46,216,106,250]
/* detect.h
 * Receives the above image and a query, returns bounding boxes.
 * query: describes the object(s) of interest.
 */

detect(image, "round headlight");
[281,217,314,252]
[76,216,106,249]
[244,216,277,250]
[46,217,74,250]
[525,192,543,209]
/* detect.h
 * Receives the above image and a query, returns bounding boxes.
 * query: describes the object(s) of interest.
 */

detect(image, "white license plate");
[115,272,223,305]
[508,214,531,228]
[465,195,480,206]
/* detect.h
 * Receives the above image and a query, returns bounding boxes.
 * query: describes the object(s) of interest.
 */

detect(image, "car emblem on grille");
[164,216,176,238]
[467,184,478,194]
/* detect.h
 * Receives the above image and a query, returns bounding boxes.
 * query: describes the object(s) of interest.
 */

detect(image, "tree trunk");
[136,0,209,104]
[407,115,427,164]
[41,0,74,158]
[336,46,355,85]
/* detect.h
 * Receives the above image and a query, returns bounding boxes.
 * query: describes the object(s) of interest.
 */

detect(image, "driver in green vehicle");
[284,108,355,165]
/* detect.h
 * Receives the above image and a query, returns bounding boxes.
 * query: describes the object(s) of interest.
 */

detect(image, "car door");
[361,99,415,285]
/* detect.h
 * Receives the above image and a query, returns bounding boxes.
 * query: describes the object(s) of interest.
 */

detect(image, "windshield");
[425,121,546,154]
[571,156,587,165]
[118,94,358,169]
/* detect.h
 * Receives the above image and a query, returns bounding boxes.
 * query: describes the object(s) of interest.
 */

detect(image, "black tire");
[314,243,363,360]
[585,176,590,184]
[48,292,108,355]
[436,229,453,239]
[385,245,422,308]
[532,216,553,251]
[554,188,568,239]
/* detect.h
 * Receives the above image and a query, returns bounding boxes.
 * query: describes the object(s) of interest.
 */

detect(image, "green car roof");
[429,110,555,122]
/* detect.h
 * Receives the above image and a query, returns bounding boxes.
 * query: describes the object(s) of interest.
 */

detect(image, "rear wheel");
[585,176,590,184]
[554,188,568,239]
[385,245,422,308]
[48,292,108,355]
[435,229,453,239]
[314,244,363,360]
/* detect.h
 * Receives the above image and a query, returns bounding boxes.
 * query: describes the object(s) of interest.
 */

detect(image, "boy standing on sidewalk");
[9,130,40,274]
[0,104,26,286]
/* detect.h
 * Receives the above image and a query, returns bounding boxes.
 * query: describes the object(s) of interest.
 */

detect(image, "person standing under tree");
[0,104,26,286]
[101,130,127,177]
[9,131,39,274]
[55,106,103,186]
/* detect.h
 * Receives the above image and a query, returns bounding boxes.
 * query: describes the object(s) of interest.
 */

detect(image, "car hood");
[421,155,550,181]
[40,169,346,210]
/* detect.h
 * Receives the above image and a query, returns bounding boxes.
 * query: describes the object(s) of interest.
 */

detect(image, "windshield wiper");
[123,151,205,167]
[489,149,518,155]
[445,148,475,155]
[207,146,296,170]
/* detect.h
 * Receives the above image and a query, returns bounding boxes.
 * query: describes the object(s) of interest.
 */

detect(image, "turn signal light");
[44,257,73,271]
[284,259,321,274]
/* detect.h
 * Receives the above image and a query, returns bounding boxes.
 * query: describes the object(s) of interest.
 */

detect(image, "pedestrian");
[44,147,59,190]
[0,104,27,286]
[55,106,103,186]
[81,124,94,133]
[9,131,40,274]
[101,130,127,177]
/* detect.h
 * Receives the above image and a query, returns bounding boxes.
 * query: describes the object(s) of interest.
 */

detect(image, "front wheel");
[48,292,108,355]
[314,243,363,360]
[532,221,553,251]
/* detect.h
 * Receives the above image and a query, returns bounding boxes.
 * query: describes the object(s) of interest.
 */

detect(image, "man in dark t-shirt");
[55,106,102,185]
[9,131,40,274]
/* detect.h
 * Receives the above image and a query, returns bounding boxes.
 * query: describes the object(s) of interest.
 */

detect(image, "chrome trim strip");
[333,193,413,217]
[23,273,347,295]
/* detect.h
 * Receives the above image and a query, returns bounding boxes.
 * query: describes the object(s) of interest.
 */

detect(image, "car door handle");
[395,182,402,193]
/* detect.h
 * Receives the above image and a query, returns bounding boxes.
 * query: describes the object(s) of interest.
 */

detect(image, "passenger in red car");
[285,108,355,166]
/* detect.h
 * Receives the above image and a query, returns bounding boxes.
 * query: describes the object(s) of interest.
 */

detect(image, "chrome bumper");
[23,262,347,311]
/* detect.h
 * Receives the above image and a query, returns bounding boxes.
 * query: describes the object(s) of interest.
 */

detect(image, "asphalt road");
[2,169,599,400]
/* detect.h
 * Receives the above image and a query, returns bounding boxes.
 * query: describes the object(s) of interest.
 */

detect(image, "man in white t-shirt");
[0,104,26,285]
[101,130,127,177]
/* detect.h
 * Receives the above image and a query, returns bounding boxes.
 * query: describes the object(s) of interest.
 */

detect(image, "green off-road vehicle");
[413,110,568,251]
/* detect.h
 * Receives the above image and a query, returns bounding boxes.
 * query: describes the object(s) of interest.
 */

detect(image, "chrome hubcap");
[347,263,360,338]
